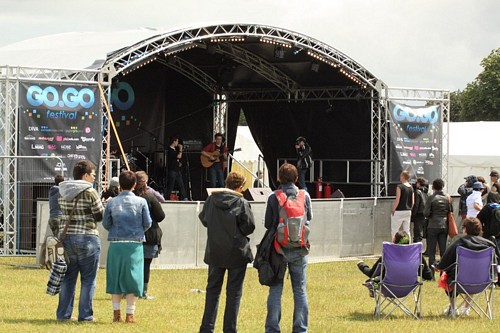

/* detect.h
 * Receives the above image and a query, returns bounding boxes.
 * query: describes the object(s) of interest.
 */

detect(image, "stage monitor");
[244,188,273,202]
[331,189,345,198]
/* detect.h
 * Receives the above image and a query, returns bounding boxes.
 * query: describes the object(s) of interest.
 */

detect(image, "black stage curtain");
[114,63,375,198]
[241,99,373,197]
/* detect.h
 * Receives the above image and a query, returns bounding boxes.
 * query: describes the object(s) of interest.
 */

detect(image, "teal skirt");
[106,242,144,296]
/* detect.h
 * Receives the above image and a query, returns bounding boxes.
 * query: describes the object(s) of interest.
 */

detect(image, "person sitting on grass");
[357,231,433,297]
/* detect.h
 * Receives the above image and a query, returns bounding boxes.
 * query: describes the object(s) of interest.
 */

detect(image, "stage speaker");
[244,188,273,202]
[331,189,345,198]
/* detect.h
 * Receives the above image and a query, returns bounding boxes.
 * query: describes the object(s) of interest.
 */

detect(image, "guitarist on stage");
[201,133,228,188]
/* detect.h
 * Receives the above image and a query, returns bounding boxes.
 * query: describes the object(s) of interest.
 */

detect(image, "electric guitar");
[200,148,241,168]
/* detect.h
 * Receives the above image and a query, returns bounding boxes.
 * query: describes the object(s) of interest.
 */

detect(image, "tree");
[449,90,463,122]
[457,48,500,121]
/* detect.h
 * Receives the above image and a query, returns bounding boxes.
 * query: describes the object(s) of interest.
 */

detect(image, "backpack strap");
[275,190,287,206]
[60,194,81,240]
[297,189,305,202]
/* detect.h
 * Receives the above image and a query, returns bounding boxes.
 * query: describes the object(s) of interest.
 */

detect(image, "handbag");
[447,195,458,238]
[44,195,80,270]
[45,196,80,296]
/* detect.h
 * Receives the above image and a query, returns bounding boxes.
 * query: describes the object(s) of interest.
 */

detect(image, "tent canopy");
[445,122,500,194]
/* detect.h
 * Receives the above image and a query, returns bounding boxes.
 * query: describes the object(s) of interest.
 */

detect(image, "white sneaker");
[459,306,470,316]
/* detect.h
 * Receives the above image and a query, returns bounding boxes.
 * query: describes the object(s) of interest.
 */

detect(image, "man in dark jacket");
[264,163,313,333]
[199,171,255,333]
[411,177,428,243]
[436,217,500,315]
[477,199,500,245]
[295,136,312,190]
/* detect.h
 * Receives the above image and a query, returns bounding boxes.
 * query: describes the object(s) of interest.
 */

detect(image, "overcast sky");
[1,0,498,91]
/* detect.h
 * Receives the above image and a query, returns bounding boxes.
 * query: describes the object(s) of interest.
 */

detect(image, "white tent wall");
[445,122,500,194]
[231,126,268,189]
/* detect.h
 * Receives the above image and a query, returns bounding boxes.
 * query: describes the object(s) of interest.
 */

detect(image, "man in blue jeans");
[56,160,104,322]
[264,163,313,333]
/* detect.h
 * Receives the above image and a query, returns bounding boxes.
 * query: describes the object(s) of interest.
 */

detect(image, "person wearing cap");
[466,181,484,218]
[457,175,476,219]
[490,170,499,184]
[294,136,312,190]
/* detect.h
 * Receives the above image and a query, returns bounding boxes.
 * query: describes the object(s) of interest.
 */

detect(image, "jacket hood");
[460,235,496,249]
[210,189,244,210]
[59,180,92,200]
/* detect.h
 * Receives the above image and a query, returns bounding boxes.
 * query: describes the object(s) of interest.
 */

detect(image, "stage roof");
[1,23,388,197]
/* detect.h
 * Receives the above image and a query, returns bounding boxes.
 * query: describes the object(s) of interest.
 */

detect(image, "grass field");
[0,256,498,332]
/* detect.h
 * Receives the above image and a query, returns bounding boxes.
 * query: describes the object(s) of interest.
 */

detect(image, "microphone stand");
[135,147,151,175]
[183,145,193,200]
[136,125,167,190]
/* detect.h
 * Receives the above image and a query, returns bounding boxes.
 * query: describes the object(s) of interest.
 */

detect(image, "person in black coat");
[411,177,428,243]
[134,171,165,300]
[436,217,500,315]
[198,171,255,333]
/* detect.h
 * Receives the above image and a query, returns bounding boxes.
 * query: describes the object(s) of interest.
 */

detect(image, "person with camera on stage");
[165,135,188,200]
[294,136,312,191]
[201,133,228,188]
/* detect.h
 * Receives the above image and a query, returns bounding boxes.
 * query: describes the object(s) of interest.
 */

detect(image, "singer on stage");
[165,135,188,200]
[201,133,228,188]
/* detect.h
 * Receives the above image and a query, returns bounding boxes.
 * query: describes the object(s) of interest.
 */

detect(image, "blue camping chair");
[374,242,423,319]
[448,246,496,319]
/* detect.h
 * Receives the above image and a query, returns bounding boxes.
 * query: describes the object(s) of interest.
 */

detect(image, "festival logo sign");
[388,102,442,183]
[18,83,102,181]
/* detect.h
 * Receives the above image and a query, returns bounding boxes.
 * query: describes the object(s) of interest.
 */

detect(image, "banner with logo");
[18,83,102,181]
[388,102,442,183]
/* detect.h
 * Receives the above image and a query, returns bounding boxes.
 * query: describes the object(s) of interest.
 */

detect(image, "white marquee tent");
[446,121,500,194]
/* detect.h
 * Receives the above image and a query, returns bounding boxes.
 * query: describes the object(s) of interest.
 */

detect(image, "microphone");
[137,121,142,130]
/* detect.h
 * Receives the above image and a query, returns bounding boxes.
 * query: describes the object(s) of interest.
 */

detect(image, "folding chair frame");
[373,242,423,319]
[449,246,496,319]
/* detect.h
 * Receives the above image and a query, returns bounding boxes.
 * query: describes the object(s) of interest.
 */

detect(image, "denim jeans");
[208,163,225,188]
[166,170,187,199]
[266,250,308,333]
[57,234,100,321]
[200,265,247,333]
[298,168,308,190]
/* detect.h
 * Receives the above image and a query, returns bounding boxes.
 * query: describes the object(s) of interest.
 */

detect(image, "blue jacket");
[103,191,152,242]
[49,185,62,218]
